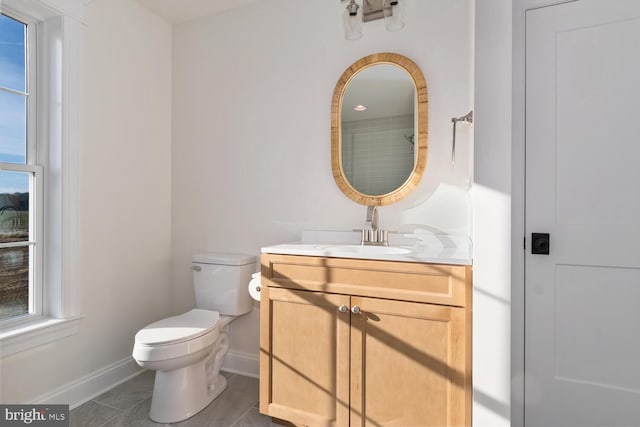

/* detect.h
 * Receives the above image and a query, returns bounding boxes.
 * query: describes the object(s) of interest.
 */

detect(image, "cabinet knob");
[351,305,361,314]
[338,305,349,313]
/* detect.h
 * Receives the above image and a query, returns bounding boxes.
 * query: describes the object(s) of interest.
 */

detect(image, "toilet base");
[146,321,232,423]
[149,363,228,424]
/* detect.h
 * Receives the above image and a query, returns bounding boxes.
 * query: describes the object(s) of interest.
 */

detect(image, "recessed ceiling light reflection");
[353,105,367,112]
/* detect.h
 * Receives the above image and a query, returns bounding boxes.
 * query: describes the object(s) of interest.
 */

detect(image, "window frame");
[0,0,84,358]
[0,8,45,326]
[0,165,44,324]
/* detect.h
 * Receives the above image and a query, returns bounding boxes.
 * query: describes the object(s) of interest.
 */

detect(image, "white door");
[525,1,640,425]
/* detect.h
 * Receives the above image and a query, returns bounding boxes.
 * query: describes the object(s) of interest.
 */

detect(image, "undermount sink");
[323,245,412,255]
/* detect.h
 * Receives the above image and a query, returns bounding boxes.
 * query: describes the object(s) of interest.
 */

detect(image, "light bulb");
[343,0,363,40]
[383,0,404,32]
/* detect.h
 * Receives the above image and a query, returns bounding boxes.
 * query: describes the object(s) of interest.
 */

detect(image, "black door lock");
[531,233,550,255]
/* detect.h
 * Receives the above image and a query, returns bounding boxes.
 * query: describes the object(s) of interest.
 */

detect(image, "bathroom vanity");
[259,250,472,427]
[258,51,472,426]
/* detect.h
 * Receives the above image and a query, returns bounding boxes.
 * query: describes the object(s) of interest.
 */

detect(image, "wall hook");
[451,110,473,165]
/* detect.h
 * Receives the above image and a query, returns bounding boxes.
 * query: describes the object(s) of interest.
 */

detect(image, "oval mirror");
[331,53,428,206]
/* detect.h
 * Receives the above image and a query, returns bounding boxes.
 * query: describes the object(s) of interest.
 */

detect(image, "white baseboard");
[222,350,259,379]
[33,356,143,409]
[31,352,258,410]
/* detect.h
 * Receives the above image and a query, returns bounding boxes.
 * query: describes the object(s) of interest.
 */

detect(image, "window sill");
[0,315,84,358]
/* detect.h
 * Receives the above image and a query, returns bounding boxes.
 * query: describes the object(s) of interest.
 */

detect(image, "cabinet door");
[350,297,469,427]
[260,287,351,427]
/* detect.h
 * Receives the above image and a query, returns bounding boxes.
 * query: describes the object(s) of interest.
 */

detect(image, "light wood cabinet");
[260,254,472,427]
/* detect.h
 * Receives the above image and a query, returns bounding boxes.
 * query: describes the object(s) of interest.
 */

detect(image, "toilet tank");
[191,253,256,316]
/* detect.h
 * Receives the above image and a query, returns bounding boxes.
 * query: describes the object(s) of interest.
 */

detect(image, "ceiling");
[136,0,262,24]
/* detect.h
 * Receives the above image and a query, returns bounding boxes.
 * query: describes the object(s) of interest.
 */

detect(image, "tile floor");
[70,370,276,427]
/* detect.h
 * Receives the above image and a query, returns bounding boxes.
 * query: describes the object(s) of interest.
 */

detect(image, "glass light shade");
[343,1,363,40]
[383,0,405,32]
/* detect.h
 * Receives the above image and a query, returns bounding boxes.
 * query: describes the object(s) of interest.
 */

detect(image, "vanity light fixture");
[353,104,368,111]
[341,0,405,40]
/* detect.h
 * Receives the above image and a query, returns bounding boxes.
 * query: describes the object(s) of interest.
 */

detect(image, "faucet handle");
[353,228,372,244]
[380,230,405,246]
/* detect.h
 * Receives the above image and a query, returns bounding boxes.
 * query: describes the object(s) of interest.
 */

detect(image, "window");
[0,11,42,324]
[0,0,83,357]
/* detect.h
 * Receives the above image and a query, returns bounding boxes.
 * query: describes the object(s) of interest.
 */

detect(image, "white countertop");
[261,230,472,266]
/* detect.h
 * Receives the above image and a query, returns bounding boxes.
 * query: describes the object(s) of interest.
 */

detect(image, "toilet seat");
[133,309,220,362]
[136,309,220,345]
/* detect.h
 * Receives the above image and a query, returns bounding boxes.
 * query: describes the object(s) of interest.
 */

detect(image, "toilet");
[132,252,256,423]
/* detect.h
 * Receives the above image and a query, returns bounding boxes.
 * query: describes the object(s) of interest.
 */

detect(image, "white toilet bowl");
[133,309,233,423]
[132,252,256,423]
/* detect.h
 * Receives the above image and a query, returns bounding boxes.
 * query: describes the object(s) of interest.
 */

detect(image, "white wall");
[0,0,173,404]
[0,2,517,423]
[172,0,474,365]
[473,0,513,425]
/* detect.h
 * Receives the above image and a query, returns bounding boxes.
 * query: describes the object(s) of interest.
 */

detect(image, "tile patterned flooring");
[70,371,276,427]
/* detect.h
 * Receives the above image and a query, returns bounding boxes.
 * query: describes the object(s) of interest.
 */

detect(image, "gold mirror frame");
[331,52,428,206]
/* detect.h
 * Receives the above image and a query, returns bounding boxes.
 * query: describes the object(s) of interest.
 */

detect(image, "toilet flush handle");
[192,265,202,272]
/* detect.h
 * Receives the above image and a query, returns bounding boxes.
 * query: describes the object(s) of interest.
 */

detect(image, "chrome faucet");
[356,206,389,246]
[366,206,378,235]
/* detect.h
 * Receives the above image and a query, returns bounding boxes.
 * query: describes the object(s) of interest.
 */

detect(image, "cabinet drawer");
[261,254,470,307]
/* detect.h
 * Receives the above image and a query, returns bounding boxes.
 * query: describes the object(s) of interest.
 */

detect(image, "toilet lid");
[135,309,220,345]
